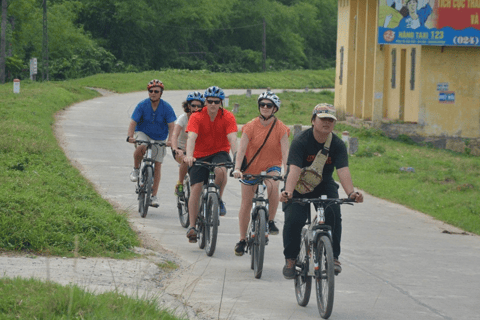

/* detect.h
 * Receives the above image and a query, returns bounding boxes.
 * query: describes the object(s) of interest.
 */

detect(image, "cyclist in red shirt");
[183,86,238,243]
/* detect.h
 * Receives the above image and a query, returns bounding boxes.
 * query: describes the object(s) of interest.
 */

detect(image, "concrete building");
[334,0,480,154]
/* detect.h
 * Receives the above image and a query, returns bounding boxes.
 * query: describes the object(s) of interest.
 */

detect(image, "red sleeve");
[224,110,238,135]
[186,112,200,134]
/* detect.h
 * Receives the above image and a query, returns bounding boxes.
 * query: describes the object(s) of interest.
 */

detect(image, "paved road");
[56,89,480,320]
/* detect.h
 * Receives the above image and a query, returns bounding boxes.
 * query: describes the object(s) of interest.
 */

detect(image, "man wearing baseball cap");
[280,103,363,279]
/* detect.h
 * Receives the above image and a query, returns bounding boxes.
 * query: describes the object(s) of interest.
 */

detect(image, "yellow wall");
[335,0,480,139]
[420,46,480,138]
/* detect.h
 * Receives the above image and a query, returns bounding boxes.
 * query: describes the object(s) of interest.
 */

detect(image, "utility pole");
[42,0,48,81]
[262,18,266,72]
[1,0,7,84]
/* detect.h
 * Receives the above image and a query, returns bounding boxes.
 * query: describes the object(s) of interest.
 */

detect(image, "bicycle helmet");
[147,79,165,90]
[186,91,205,103]
[257,91,281,111]
[204,86,225,100]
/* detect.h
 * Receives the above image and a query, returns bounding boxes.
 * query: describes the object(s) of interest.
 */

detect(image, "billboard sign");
[378,0,480,46]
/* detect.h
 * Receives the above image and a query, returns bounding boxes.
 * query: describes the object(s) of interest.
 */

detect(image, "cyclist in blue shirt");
[127,79,177,206]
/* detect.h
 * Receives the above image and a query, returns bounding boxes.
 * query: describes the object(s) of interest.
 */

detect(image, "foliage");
[0,80,139,257]
[2,0,339,80]
[0,277,181,319]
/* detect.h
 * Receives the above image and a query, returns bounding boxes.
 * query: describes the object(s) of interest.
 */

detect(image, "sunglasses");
[190,104,203,109]
[148,89,161,94]
[206,99,222,105]
[259,102,274,109]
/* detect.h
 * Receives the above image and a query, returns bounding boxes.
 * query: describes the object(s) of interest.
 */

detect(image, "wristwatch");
[126,136,131,142]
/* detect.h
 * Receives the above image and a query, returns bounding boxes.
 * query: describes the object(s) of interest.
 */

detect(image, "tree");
[1,0,7,83]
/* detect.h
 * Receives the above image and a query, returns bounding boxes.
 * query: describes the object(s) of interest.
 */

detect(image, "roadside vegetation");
[0,277,182,319]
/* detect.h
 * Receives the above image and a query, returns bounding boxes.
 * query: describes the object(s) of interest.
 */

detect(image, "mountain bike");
[291,196,354,319]
[134,140,165,218]
[177,173,190,228]
[240,173,283,279]
[194,161,234,256]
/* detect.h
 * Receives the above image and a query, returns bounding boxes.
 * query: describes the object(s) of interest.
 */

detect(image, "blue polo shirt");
[131,98,177,140]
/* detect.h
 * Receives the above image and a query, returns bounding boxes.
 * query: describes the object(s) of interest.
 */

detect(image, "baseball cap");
[312,103,337,120]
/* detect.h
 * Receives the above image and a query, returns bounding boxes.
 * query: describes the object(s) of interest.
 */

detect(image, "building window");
[410,48,416,90]
[391,49,396,89]
[339,46,344,85]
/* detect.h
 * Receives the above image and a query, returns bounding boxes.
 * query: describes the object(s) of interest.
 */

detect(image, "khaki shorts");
[134,131,167,163]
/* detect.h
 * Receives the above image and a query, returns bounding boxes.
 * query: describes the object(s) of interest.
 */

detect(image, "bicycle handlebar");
[290,197,355,205]
[133,140,167,147]
[193,161,234,169]
[241,174,284,182]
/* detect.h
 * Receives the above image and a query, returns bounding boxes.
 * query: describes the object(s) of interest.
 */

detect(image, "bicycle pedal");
[150,204,159,208]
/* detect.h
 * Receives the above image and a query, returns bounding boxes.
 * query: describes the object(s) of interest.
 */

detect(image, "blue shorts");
[240,166,281,186]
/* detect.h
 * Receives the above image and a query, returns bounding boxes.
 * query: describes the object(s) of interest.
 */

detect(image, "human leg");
[282,201,309,279]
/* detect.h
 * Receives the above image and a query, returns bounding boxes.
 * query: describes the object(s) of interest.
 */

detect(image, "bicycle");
[134,140,166,218]
[176,173,190,228]
[239,173,283,279]
[291,196,354,319]
[194,160,234,256]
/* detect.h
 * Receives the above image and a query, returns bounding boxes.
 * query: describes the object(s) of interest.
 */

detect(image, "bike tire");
[315,235,335,319]
[205,193,219,256]
[177,175,190,228]
[249,221,255,270]
[139,166,153,218]
[253,207,266,279]
[197,195,206,249]
[295,228,312,306]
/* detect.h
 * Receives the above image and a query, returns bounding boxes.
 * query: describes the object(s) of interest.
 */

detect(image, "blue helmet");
[204,86,225,100]
[186,91,205,103]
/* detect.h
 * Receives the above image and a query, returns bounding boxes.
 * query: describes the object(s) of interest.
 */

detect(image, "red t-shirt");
[242,117,290,174]
[186,108,238,158]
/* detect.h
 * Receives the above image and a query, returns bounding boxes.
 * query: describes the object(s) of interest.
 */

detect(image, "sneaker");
[219,201,227,216]
[234,240,246,256]
[175,182,184,197]
[334,259,342,275]
[186,227,197,243]
[130,168,140,182]
[283,259,296,279]
[151,195,159,207]
[268,220,279,235]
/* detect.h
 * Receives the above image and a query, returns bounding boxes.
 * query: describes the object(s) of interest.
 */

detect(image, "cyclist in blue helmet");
[183,86,238,243]
[171,91,205,196]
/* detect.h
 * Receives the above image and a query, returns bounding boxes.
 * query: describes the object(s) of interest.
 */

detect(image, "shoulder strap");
[242,117,277,172]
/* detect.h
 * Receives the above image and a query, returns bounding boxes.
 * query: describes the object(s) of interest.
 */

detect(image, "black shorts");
[189,151,232,186]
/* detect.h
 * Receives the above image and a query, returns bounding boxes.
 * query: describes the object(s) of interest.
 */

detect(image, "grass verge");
[0,277,182,319]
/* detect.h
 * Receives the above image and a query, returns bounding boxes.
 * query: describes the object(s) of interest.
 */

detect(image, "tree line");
[0,0,338,82]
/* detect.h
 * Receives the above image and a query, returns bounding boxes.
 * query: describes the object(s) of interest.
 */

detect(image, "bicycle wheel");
[139,166,153,218]
[295,228,312,307]
[249,220,254,270]
[197,196,206,249]
[253,207,266,279]
[177,175,190,228]
[204,192,219,256]
[315,235,335,319]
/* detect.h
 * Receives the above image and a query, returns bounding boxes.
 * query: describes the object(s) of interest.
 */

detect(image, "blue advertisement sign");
[439,91,455,103]
[378,0,480,46]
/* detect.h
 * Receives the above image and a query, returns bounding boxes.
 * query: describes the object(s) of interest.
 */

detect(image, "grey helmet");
[257,91,281,111]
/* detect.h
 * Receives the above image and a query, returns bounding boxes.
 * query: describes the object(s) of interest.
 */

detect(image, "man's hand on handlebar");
[348,191,364,203]
[280,190,293,203]
[183,156,196,167]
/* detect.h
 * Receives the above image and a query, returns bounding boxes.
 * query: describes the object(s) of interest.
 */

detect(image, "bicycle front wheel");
[315,235,335,319]
[139,166,153,218]
[204,193,219,257]
[295,228,312,306]
[197,194,206,249]
[177,174,190,228]
[253,207,266,279]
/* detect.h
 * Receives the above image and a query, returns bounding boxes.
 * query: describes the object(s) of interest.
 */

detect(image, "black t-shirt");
[287,128,348,198]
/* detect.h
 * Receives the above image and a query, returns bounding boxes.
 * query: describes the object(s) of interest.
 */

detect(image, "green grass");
[0,277,182,319]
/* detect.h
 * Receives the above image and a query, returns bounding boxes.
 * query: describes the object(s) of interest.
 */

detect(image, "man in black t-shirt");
[280,103,363,279]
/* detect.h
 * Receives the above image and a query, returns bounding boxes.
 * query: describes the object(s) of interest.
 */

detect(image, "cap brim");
[316,113,337,121]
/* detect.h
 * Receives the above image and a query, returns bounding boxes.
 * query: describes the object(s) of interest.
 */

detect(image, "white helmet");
[257,91,281,111]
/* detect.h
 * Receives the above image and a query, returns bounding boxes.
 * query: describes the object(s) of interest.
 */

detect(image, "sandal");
[334,259,342,275]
